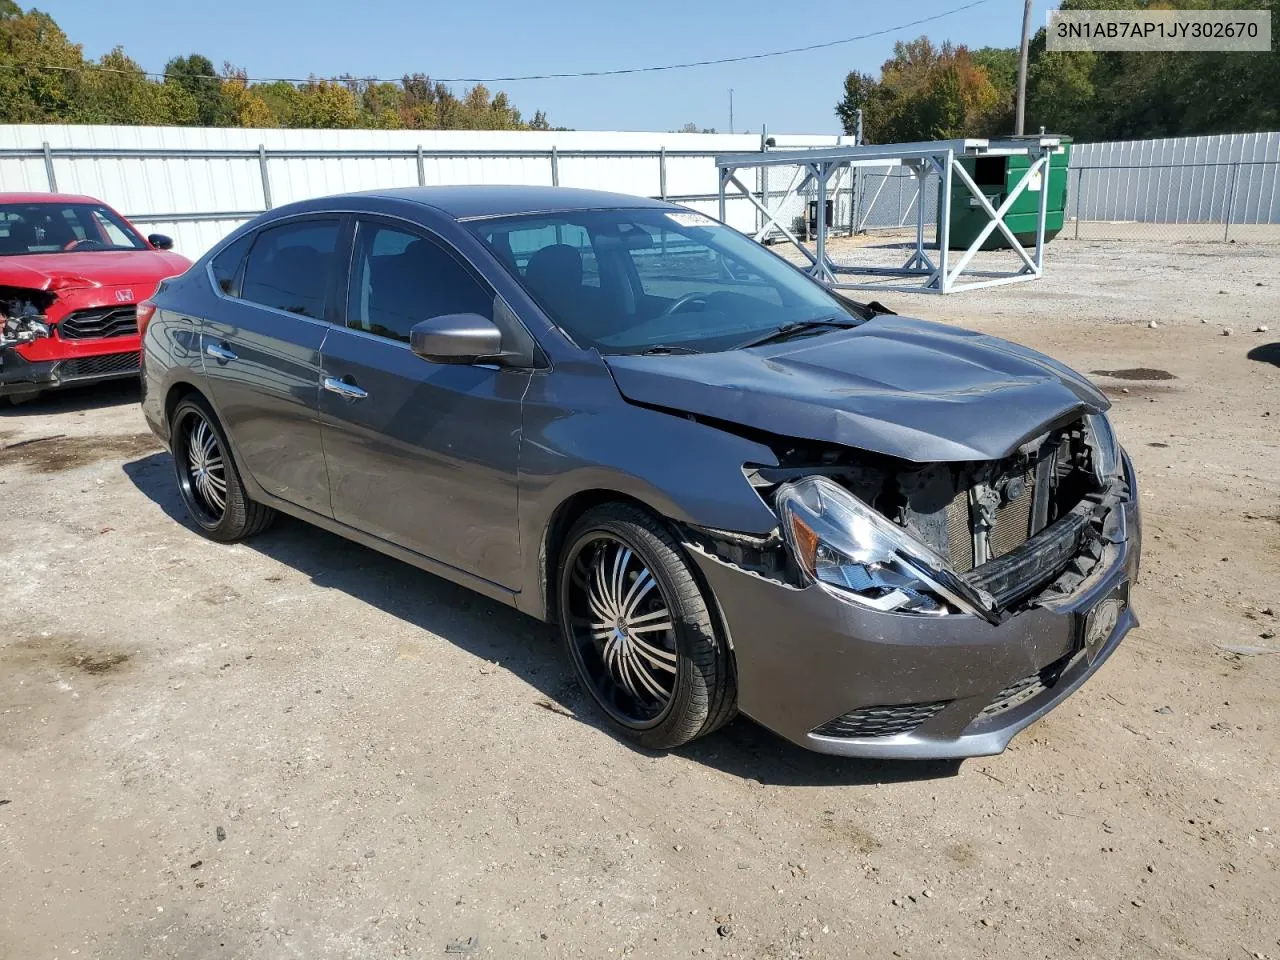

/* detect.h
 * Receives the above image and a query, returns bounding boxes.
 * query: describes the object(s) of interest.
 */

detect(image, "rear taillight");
[136,299,158,340]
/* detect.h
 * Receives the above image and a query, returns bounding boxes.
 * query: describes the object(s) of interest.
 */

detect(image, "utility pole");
[729,89,734,135]
[1015,0,1032,134]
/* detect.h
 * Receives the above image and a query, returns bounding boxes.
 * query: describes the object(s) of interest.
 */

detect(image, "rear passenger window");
[240,219,340,319]
[347,222,493,343]
[210,232,254,296]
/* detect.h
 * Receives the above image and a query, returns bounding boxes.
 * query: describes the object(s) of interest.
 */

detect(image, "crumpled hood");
[603,314,1109,463]
[0,250,191,292]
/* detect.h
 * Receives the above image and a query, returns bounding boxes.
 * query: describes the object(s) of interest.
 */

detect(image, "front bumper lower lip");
[688,465,1141,760]
[0,348,140,397]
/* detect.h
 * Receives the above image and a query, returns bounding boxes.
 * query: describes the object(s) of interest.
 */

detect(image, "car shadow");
[1,379,141,416]
[1246,342,1280,367]
[122,451,959,787]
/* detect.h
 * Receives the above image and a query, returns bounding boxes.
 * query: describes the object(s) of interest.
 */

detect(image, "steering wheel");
[658,293,711,318]
[63,238,106,251]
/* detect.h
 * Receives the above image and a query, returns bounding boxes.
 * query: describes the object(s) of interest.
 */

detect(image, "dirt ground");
[1,238,1277,960]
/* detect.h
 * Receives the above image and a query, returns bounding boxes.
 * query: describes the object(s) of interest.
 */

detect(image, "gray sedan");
[139,186,1140,759]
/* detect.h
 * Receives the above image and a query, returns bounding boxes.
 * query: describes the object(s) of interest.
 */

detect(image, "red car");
[1,192,191,402]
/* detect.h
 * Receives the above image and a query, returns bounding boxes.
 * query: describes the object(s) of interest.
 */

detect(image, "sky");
[38,0,1062,134]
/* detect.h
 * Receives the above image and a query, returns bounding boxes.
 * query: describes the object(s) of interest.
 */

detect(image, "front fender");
[514,361,781,619]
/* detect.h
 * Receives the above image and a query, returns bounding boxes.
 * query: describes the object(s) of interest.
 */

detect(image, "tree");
[75,47,191,125]
[291,79,359,128]
[251,80,303,126]
[970,46,1018,132]
[835,38,1002,142]
[0,6,85,122]
[164,54,233,126]
[354,79,404,129]
[0,2,553,131]
[1022,0,1280,138]
[834,72,877,138]
[488,91,522,130]
[221,65,274,127]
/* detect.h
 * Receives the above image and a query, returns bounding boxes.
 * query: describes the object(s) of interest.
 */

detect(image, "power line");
[2,0,990,86]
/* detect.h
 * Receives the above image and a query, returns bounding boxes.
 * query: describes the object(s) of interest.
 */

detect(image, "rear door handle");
[323,376,368,401]
[205,342,238,362]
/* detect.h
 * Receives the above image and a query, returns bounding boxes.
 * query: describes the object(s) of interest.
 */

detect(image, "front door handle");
[323,376,368,401]
[205,342,238,362]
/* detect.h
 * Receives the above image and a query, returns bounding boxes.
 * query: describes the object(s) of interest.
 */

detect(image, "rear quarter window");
[210,232,254,297]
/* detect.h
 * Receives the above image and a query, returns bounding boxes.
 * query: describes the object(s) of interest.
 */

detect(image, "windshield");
[469,208,866,354]
[0,202,147,256]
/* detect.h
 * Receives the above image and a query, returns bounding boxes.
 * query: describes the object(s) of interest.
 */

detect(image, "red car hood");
[0,250,191,292]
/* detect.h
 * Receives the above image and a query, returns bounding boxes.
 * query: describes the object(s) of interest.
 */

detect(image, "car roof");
[358,185,676,221]
[0,192,107,206]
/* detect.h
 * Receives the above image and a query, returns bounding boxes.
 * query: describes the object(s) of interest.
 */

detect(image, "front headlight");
[1085,413,1121,485]
[775,476,998,621]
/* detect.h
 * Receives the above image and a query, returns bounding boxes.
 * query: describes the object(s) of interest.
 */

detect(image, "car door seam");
[316,323,338,520]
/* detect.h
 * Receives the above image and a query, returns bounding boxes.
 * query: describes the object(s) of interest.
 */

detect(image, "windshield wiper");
[639,344,701,355]
[736,318,860,350]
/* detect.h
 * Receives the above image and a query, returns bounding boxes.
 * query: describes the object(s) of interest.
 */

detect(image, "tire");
[169,394,275,543]
[556,502,737,750]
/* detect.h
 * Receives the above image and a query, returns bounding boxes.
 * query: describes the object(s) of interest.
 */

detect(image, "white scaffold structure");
[715,137,1062,294]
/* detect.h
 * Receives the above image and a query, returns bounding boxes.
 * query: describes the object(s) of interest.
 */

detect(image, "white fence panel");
[1,124,831,255]
[9,125,1277,255]
[0,156,50,193]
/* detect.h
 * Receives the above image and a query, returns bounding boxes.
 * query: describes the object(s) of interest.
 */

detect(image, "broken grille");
[978,654,1071,719]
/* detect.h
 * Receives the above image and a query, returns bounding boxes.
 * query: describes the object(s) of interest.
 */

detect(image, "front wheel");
[170,395,274,543]
[556,503,737,750]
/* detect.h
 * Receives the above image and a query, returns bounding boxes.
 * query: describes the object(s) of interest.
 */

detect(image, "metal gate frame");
[715,137,1061,294]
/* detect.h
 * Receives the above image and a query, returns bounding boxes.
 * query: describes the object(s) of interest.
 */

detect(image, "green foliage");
[0,2,552,130]
[839,0,1280,142]
[0,7,83,122]
[291,80,359,129]
[165,54,233,126]
[836,38,1003,142]
[74,47,196,125]
[1026,0,1280,137]
[221,68,274,128]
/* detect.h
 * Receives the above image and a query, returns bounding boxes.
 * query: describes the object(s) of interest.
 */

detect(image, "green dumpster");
[938,136,1072,251]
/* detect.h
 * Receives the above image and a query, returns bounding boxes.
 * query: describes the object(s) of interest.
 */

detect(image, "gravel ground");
[1,238,1277,960]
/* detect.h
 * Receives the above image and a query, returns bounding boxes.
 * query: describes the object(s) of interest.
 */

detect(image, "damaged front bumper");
[0,347,142,398]
[687,454,1142,759]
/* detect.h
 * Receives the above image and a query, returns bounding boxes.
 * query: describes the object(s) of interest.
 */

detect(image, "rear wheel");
[557,503,736,749]
[170,395,274,542]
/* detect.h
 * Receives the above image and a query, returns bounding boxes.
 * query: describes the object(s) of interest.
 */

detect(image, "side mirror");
[409,313,503,364]
[148,233,174,250]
